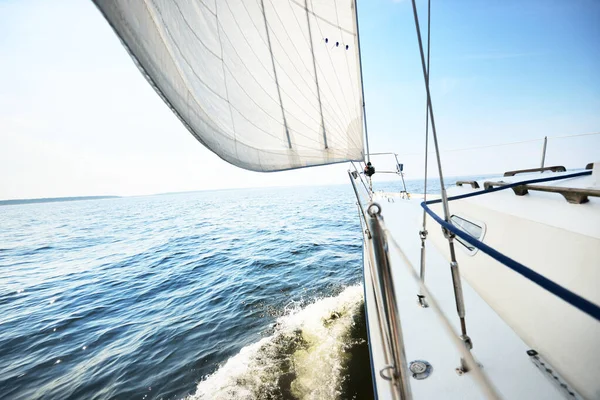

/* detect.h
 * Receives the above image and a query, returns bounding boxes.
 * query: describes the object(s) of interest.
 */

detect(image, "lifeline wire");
[418,0,432,303]
[421,170,600,322]
[411,0,471,345]
[383,222,502,400]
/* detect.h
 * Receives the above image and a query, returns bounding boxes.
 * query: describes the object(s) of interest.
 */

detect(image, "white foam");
[189,285,364,400]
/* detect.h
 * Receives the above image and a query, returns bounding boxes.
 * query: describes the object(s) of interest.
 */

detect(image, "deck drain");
[409,360,432,380]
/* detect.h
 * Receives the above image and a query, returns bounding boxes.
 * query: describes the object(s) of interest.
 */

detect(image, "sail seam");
[149,1,329,149]
[93,0,365,171]
[289,0,354,35]
[215,1,238,158]
[140,0,233,136]
[309,0,359,145]
[351,0,368,160]
[215,9,349,147]
[266,0,360,148]
[172,0,350,148]
[222,0,350,139]
[249,0,356,142]
[260,0,292,149]
[284,0,360,144]
[282,0,362,147]
[304,0,328,149]
[335,0,359,138]
[172,1,222,60]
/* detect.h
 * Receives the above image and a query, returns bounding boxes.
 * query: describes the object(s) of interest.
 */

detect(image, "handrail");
[365,203,412,399]
[359,198,500,399]
[350,161,372,199]
[484,181,600,204]
[381,219,501,399]
[368,152,398,156]
[360,153,409,194]
[348,170,371,238]
[456,180,480,189]
[349,169,410,398]
[349,179,502,398]
[503,165,566,177]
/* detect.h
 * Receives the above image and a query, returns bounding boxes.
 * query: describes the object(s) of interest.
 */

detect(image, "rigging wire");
[417,0,432,307]
[410,0,473,365]
[422,170,600,322]
[383,225,502,400]
[395,131,600,158]
[548,131,600,139]
[350,161,371,197]
[409,0,449,219]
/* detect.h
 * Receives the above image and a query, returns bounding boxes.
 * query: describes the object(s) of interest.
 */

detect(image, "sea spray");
[190,285,366,400]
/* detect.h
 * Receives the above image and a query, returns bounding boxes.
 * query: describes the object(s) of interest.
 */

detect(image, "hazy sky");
[1,0,599,199]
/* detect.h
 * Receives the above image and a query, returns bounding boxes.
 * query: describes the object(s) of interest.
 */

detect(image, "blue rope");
[421,170,600,322]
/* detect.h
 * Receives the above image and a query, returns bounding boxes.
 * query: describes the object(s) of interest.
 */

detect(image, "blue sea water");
[0,178,460,399]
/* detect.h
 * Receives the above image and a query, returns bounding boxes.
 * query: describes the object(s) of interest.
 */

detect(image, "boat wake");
[188,285,369,400]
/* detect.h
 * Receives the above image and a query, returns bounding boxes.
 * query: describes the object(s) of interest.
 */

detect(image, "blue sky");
[1,0,598,199]
[359,0,600,153]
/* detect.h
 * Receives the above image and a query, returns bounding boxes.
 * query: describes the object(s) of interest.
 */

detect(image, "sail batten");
[94,0,364,171]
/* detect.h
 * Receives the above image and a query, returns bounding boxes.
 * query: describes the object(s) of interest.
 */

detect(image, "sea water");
[0,179,455,399]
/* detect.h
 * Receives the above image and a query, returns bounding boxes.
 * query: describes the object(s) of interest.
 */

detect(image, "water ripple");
[0,179,451,399]
[0,185,374,399]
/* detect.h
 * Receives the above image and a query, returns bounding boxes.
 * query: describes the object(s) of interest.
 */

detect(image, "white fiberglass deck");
[427,170,600,399]
[363,194,564,399]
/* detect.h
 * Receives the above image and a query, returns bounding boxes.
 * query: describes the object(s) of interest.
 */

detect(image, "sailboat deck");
[364,194,563,399]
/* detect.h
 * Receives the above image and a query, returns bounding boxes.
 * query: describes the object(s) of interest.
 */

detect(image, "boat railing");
[348,168,371,238]
[423,169,600,322]
[378,210,501,399]
[365,202,412,399]
[348,169,410,398]
[393,131,600,178]
[349,168,501,399]
[352,152,410,196]
[350,161,373,199]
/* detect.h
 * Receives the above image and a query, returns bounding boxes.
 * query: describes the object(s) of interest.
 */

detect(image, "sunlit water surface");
[1,178,464,399]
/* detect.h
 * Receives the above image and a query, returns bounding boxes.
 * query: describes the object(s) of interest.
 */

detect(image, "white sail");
[94,0,365,171]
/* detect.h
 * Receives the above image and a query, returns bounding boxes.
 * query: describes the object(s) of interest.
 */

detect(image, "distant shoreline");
[0,196,120,206]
